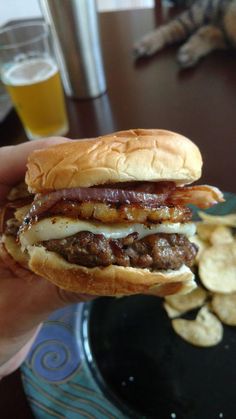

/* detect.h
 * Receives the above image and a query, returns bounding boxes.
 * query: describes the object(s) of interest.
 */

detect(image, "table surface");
[0,5,236,417]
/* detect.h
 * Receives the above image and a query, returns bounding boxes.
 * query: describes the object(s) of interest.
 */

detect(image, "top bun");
[26,129,202,193]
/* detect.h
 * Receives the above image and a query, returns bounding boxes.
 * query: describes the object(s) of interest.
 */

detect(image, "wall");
[1,0,154,26]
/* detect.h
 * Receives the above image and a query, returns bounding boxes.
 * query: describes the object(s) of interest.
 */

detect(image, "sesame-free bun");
[26,129,202,193]
[27,245,196,297]
[2,234,29,269]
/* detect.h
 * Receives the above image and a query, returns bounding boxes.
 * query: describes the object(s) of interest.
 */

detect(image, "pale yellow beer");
[2,57,68,139]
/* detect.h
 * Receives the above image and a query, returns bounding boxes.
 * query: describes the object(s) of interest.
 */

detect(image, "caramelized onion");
[23,183,224,223]
[28,187,171,219]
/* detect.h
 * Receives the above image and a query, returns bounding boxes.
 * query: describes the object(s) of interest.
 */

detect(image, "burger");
[1,129,223,296]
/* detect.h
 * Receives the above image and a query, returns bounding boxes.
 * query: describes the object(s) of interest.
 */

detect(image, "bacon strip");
[24,183,224,221]
[168,185,224,209]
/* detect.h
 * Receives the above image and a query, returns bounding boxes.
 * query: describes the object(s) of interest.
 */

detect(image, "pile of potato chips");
[163,211,236,347]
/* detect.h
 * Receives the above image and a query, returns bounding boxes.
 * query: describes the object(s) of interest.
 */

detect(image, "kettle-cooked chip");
[167,211,236,348]
[196,222,217,242]
[172,306,223,347]
[209,226,234,246]
[163,302,182,318]
[189,235,208,263]
[212,293,236,325]
[199,243,236,293]
[198,211,236,227]
[165,287,208,313]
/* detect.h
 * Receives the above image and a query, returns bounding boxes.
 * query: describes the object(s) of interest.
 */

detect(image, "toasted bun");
[2,234,29,269]
[27,245,196,297]
[26,129,202,193]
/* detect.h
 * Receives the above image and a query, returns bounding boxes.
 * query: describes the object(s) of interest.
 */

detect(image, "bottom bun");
[3,234,29,269]
[28,246,196,297]
[0,240,35,281]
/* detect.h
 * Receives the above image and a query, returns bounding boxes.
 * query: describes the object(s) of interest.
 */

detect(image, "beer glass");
[0,22,69,140]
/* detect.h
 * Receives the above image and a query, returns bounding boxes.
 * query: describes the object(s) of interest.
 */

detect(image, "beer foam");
[3,57,58,86]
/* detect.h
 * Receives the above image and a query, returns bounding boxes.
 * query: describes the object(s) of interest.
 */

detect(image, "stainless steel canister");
[39,0,107,99]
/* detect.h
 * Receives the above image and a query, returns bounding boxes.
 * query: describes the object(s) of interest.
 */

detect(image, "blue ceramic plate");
[21,303,123,418]
[22,192,236,419]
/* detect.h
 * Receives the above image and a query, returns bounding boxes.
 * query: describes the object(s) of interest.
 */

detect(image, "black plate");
[81,296,236,419]
[79,194,236,418]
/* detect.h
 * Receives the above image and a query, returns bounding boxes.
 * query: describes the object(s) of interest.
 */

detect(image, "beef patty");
[42,232,197,270]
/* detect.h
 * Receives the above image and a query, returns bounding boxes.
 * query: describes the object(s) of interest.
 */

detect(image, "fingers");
[0,240,35,280]
[55,287,96,306]
[0,137,72,202]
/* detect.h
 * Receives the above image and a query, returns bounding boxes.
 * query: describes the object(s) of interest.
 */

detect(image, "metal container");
[40,0,107,99]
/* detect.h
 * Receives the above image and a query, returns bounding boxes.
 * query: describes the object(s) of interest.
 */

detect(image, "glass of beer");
[0,22,69,140]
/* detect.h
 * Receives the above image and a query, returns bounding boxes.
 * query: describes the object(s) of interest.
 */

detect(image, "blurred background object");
[0,80,12,123]
[98,0,155,10]
[40,0,107,99]
[0,22,68,139]
[0,0,156,26]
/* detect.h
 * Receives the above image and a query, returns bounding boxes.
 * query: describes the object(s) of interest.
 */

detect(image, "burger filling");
[41,201,192,224]
[1,181,224,273]
[42,231,197,270]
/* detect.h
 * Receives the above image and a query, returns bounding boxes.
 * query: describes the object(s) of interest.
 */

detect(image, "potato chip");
[196,222,218,242]
[209,226,234,246]
[165,287,207,313]
[163,302,182,318]
[198,211,236,227]
[199,243,236,293]
[172,306,223,347]
[189,234,208,263]
[212,293,236,326]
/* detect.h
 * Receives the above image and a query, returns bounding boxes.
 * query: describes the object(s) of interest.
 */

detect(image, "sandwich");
[1,129,223,296]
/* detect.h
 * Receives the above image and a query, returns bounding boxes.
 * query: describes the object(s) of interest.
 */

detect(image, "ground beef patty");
[42,232,197,270]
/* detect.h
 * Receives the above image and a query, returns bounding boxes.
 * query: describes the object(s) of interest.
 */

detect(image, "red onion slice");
[23,183,224,222]
[28,187,170,219]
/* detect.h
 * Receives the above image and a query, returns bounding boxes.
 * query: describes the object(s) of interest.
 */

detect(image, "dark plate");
[79,193,236,419]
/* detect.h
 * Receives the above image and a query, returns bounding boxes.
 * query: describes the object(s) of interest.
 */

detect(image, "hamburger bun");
[26,129,202,193]
[28,245,196,297]
[16,128,208,297]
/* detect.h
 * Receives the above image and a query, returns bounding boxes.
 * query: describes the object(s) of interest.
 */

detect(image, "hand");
[0,139,94,366]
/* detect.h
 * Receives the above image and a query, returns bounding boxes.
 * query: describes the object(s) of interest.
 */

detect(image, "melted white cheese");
[20,217,196,247]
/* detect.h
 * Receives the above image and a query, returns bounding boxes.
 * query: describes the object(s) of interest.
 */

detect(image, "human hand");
[0,139,94,366]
